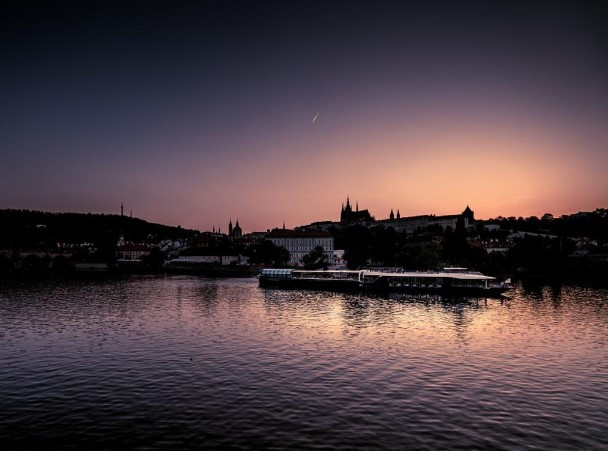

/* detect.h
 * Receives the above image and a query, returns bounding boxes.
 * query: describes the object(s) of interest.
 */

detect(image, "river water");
[1,276,607,450]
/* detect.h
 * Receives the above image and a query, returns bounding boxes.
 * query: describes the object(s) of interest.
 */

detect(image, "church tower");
[233,219,242,238]
[462,205,474,220]
[341,196,354,222]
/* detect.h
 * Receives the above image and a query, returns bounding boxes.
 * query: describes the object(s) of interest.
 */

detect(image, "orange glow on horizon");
[171,113,606,232]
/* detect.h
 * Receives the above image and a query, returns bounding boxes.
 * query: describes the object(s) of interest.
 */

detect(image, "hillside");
[0,209,198,250]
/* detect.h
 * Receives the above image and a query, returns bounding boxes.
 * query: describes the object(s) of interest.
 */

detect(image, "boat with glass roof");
[259,267,510,296]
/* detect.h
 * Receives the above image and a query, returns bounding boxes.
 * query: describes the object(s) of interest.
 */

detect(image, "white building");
[166,254,242,267]
[331,249,346,267]
[266,229,334,266]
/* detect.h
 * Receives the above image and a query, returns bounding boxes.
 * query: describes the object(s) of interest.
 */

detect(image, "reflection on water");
[1,276,607,449]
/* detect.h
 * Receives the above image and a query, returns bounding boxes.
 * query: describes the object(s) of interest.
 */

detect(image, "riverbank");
[0,264,263,281]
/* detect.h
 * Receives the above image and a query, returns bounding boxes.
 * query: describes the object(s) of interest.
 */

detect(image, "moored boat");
[258,269,362,292]
[259,267,510,296]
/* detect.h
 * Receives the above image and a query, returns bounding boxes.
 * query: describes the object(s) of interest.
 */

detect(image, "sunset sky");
[1,1,607,232]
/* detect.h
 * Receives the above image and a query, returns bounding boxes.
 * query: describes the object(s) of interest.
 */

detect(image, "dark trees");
[247,241,290,267]
[301,246,329,270]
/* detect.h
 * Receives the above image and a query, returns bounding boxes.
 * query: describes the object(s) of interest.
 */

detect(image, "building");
[228,219,243,239]
[243,231,268,242]
[484,223,501,232]
[472,239,511,253]
[166,254,242,267]
[116,243,152,260]
[192,233,214,248]
[378,206,475,234]
[266,228,334,266]
[298,198,476,235]
[331,249,346,267]
[296,221,335,232]
[167,244,246,267]
[340,196,373,224]
[115,206,152,260]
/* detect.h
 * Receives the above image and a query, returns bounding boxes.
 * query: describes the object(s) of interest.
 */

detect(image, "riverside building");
[266,228,334,266]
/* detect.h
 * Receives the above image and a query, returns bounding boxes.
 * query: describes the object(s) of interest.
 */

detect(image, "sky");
[1,0,607,232]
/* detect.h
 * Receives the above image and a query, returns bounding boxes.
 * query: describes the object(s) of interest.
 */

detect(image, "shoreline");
[1,269,606,289]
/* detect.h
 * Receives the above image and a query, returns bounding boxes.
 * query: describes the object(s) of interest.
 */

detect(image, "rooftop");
[117,243,152,251]
[266,228,332,238]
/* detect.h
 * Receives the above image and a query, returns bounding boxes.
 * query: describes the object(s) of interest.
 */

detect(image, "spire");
[119,203,125,245]
[229,218,233,235]
[282,220,286,230]
[356,201,358,212]
[397,210,400,219]
[344,196,352,214]
[462,205,474,220]
[390,209,394,220]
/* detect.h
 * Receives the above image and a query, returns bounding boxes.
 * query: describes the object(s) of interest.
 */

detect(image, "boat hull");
[259,277,508,297]
[258,277,360,292]
[362,284,507,297]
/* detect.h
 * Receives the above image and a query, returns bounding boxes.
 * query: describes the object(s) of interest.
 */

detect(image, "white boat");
[259,267,510,296]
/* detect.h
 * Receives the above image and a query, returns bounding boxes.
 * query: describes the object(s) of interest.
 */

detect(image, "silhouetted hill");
[484,208,608,241]
[0,209,198,250]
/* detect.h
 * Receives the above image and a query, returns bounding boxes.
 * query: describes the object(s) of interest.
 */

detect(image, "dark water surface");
[1,276,607,450]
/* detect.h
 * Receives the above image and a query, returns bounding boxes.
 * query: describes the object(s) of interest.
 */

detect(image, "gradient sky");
[1,0,607,232]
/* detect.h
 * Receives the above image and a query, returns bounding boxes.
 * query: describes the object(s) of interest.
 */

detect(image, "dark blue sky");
[1,1,607,230]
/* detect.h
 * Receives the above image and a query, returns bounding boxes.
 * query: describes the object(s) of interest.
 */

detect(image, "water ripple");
[1,277,607,449]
